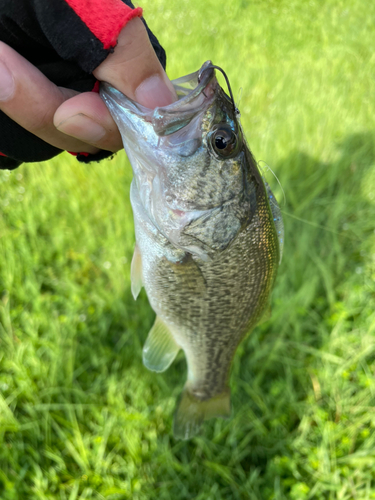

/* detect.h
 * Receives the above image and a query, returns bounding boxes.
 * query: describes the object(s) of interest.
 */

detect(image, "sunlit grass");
[0,0,375,498]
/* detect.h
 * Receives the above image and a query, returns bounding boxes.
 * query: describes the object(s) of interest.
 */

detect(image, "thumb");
[93,18,176,109]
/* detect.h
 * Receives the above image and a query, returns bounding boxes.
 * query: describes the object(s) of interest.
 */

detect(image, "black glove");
[0,0,166,169]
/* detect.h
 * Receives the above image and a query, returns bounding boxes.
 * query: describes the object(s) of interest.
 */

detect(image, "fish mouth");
[151,60,216,136]
[100,61,217,138]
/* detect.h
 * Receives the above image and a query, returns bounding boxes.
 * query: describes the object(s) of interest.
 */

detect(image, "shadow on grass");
[141,131,375,496]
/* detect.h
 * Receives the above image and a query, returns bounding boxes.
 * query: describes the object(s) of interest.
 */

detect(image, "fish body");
[100,62,283,439]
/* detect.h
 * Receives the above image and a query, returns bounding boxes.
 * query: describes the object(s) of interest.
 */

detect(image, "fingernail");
[135,74,177,109]
[0,60,15,101]
[56,114,106,143]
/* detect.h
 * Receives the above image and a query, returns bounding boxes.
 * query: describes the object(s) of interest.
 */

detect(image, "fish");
[100,61,284,440]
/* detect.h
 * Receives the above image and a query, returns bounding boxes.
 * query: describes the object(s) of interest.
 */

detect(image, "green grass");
[1,0,375,498]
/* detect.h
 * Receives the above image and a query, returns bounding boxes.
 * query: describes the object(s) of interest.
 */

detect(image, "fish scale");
[100,61,283,439]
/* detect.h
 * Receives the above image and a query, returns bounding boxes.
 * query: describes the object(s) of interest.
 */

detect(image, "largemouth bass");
[100,62,283,439]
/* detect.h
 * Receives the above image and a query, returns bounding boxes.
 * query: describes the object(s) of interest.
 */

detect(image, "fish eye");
[211,123,239,158]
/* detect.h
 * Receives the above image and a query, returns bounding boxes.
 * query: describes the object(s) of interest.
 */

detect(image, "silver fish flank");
[100,61,284,439]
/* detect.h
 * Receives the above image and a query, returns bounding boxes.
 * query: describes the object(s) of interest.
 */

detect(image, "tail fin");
[173,387,231,440]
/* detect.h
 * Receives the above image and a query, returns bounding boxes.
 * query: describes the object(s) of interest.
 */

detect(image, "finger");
[54,92,123,152]
[53,19,177,149]
[93,18,177,109]
[0,41,99,153]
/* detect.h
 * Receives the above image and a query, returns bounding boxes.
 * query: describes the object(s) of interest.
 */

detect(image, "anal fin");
[143,316,180,373]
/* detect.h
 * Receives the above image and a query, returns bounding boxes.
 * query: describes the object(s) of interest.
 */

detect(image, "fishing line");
[258,161,286,205]
[280,210,360,241]
[257,161,357,240]
[198,64,239,115]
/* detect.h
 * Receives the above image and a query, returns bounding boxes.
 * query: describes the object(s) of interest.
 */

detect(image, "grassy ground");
[0,0,374,498]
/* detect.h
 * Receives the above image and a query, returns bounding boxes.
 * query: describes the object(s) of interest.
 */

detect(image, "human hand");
[0,18,176,156]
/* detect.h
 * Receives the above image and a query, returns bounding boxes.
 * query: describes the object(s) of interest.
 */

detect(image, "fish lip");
[167,60,216,108]
[100,60,216,120]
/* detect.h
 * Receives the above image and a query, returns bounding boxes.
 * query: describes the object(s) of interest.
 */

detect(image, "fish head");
[101,61,260,259]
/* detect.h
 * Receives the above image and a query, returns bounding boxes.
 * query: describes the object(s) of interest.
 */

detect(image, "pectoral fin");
[131,244,143,300]
[143,316,180,373]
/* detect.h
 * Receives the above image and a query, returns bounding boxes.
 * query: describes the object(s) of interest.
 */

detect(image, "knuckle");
[28,107,54,134]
